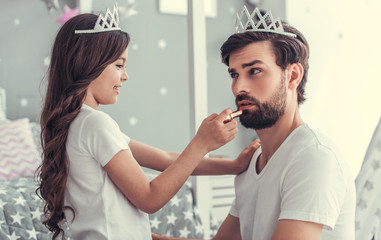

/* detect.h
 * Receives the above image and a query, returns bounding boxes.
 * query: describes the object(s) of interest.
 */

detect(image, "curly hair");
[36,13,130,239]
[220,21,310,105]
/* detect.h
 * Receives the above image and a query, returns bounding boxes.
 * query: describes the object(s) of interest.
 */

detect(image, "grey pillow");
[0,177,71,240]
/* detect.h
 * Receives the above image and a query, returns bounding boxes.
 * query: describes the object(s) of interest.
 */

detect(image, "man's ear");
[287,63,304,90]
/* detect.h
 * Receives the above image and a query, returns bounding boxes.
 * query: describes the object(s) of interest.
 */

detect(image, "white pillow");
[0,118,41,179]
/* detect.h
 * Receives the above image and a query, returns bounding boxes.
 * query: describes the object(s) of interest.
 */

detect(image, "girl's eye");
[116,65,124,69]
[250,68,261,75]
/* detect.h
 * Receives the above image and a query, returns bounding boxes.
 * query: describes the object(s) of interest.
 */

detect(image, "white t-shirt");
[64,104,151,240]
[230,124,356,240]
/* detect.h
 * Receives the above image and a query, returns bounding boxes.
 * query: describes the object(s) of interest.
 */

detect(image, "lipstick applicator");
[223,110,243,123]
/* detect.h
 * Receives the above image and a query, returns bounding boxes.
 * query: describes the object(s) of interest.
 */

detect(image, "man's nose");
[232,77,250,96]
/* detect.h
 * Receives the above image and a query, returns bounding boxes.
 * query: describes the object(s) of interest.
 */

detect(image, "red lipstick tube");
[223,110,243,123]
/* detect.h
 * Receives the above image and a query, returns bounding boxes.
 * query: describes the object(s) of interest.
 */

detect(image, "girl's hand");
[233,139,261,173]
[193,109,238,153]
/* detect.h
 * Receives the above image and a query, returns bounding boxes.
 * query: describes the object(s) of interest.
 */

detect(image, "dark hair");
[36,13,130,239]
[220,21,309,104]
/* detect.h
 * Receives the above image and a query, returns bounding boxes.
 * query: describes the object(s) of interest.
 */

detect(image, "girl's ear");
[287,63,304,90]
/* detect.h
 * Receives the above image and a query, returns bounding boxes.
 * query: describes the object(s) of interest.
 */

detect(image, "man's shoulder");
[281,124,348,171]
[287,124,338,151]
[286,124,354,180]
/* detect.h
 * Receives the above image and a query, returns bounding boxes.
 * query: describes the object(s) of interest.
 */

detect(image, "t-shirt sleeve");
[279,145,347,230]
[229,198,239,218]
[122,132,131,145]
[80,111,130,167]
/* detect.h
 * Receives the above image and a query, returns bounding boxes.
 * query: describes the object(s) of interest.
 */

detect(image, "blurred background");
[0,0,380,189]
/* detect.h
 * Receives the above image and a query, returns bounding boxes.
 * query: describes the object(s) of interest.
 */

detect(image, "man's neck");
[256,108,304,165]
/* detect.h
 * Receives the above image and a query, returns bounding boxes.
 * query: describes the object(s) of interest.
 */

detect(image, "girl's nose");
[122,69,128,82]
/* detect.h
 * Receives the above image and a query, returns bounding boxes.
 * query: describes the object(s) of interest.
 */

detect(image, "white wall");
[286,0,381,177]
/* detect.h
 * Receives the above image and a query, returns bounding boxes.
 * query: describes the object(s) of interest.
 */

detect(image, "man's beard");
[237,76,287,130]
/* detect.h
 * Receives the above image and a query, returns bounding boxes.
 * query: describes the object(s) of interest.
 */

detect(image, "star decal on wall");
[119,0,138,19]
[158,39,167,49]
[57,5,80,24]
[128,116,138,126]
[41,0,59,13]
[44,56,51,67]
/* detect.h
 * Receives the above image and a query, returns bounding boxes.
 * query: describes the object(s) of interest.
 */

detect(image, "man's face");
[228,41,288,130]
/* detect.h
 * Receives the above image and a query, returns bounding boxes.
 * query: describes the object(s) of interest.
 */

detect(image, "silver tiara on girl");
[235,6,296,38]
[75,3,121,34]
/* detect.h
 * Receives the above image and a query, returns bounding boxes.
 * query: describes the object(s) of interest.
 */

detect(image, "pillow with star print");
[146,170,205,238]
[0,177,72,239]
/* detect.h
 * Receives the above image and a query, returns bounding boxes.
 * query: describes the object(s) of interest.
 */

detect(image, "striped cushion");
[0,118,41,179]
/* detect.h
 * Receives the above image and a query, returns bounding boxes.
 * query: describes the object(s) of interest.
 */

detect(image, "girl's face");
[84,48,129,109]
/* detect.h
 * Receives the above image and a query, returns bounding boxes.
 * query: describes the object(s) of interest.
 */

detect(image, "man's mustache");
[235,94,260,106]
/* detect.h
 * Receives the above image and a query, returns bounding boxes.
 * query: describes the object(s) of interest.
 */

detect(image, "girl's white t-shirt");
[64,104,151,240]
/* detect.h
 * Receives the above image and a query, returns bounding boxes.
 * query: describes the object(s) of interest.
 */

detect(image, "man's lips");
[237,100,257,110]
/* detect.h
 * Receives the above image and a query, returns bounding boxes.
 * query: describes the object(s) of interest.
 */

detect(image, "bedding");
[0,118,41,180]
[0,177,71,240]
[0,174,210,239]
[355,115,381,240]
[146,171,206,238]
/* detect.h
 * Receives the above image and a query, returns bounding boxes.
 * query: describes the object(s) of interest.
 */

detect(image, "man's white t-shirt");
[230,124,356,240]
[64,104,151,240]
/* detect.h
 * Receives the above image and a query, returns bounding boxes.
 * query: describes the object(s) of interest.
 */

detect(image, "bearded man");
[212,7,356,240]
[152,7,356,240]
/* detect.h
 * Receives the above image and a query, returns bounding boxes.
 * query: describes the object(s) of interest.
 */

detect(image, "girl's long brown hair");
[36,13,130,239]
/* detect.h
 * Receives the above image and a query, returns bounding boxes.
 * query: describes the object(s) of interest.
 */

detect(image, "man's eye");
[230,73,238,78]
[250,68,261,75]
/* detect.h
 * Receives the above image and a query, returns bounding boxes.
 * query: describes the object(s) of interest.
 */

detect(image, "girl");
[37,7,259,240]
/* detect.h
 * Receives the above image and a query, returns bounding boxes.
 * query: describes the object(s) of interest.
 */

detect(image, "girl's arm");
[192,139,260,175]
[130,138,260,175]
[104,109,237,214]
